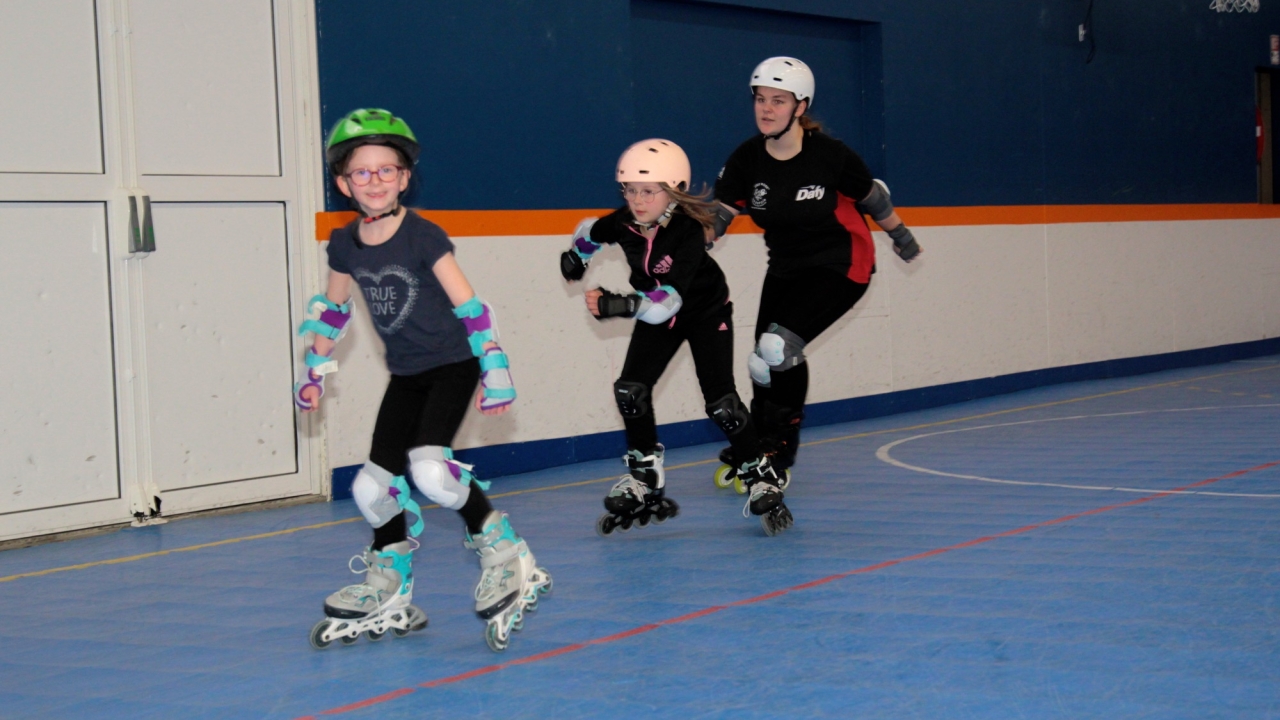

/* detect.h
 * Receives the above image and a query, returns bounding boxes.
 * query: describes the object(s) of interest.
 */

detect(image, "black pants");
[367,357,492,542]
[369,358,481,473]
[751,268,869,463]
[616,301,759,458]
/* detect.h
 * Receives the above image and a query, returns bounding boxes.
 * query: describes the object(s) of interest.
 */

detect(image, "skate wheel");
[713,464,736,489]
[340,632,359,645]
[537,569,553,595]
[637,513,651,528]
[485,622,509,652]
[760,513,778,536]
[392,625,411,637]
[526,593,539,613]
[309,619,334,650]
[596,514,618,537]
[366,629,385,642]
[513,612,525,632]
[618,516,633,532]
[733,476,747,495]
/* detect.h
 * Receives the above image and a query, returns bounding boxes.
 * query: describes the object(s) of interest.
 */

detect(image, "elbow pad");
[713,204,736,238]
[856,179,895,223]
[635,286,683,324]
[298,294,352,344]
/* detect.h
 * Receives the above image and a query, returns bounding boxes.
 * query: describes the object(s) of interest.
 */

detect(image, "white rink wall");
[315,218,1280,470]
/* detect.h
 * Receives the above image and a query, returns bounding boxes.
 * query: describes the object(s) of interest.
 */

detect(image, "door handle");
[129,193,156,254]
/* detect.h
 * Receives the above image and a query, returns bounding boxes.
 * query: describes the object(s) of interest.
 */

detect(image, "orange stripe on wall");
[316,204,1280,240]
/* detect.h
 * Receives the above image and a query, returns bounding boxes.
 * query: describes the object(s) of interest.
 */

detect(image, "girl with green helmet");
[299,108,551,653]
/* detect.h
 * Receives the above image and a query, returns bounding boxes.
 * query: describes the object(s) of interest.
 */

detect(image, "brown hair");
[659,182,718,231]
[798,114,823,132]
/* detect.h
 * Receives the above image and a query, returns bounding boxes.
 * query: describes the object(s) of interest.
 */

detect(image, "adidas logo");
[652,255,672,274]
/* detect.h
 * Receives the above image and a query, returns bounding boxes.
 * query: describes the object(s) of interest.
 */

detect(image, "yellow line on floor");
[3,362,1275,584]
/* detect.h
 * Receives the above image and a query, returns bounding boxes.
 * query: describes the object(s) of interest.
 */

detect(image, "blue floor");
[2,358,1278,719]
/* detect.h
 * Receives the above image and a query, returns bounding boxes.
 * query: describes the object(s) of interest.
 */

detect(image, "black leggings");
[616,301,759,458]
[368,357,492,541]
[751,269,869,458]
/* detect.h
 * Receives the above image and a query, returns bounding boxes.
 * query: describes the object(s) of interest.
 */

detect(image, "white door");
[0,0,323,540]
[0,2,134,538]
[122,0,319,515]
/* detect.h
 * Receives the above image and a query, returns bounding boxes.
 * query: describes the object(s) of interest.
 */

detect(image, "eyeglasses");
[621,186,667,202]
[346,165,404,186]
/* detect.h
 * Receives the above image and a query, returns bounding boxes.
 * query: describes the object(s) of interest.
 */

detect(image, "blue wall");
[315,0,1280,210]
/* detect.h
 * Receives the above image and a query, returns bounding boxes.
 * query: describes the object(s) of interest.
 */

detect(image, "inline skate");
[713,445,791,494]
[309,540,429,649]
[465,511,553,652]
[738,454,793,536]
[597,445,679,535]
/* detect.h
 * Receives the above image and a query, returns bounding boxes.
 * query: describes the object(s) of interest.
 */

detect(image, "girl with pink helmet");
[560,139,792,536]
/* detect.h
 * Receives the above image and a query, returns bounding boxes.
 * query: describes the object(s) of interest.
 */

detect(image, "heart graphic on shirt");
[353,265,420,335]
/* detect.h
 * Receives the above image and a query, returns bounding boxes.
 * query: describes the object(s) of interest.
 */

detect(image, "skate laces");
[742,481,780,518]
[475,558,519,602]
[609,475,650,500]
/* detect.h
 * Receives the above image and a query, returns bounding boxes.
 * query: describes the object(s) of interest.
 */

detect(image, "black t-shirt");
[589,206,730,321]
[715,130,876,283]
[327,211,475,376]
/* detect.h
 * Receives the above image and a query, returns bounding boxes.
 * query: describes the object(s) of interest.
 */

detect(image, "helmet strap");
[657,201,678,228]
[360,204,401,224]
[762,97,807,141]
[764,113,798,141]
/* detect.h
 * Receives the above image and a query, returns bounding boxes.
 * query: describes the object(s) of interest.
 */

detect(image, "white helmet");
[616,139,691,190]
[750,56,815,107]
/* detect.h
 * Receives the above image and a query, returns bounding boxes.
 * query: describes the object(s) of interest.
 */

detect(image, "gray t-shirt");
[327,211,475,376]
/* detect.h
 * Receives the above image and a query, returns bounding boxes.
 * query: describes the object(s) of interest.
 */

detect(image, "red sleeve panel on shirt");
[835,192,875,284]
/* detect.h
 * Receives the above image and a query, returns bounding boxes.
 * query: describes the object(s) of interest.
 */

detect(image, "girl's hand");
[584,288,603,317]
[298,384,321,412]
[475,389,510,416]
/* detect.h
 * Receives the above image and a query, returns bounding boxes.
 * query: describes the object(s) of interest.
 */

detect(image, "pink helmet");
[616,139,691,190]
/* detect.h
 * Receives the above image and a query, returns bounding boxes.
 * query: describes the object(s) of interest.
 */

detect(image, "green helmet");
[325,108,420,173]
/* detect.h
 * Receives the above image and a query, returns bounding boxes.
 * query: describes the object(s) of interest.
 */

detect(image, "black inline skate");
[713,444,791,494]
[737,454,793,536]
[597,445,679,536]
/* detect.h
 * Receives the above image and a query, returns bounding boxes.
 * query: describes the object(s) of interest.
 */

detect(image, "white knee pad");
[408,445,471,511]
[748,352,772,387]
[757,324,807,371]
[352,462,402,528]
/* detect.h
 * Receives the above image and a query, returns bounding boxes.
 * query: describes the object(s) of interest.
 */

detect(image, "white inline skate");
[465,511,553,652]
[309,540,429,649]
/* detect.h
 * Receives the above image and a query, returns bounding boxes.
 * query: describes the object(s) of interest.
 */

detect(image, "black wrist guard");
[888,225,921,262]
[596,289,640,319]
[713,204,736,238]
[560,250,586,281]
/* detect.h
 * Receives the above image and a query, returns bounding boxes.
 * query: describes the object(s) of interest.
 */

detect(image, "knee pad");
[706,393,750,436]
[748,352,772,387]
[613,380,652,419]
[352,462,409,529]
[408,446,479,511]
[756,324,806,371]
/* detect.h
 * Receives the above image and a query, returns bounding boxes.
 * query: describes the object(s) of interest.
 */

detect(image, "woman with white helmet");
[560,139,791,536]
[709,57,923,517]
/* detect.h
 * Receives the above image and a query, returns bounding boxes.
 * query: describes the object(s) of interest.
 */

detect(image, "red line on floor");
[296,459,1278,719]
